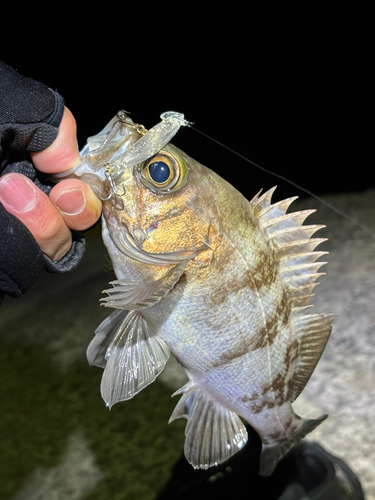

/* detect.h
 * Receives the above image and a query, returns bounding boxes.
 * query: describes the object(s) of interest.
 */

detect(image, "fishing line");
[190,125,374,238]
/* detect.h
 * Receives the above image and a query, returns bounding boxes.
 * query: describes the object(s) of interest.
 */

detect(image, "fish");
[57,111,333,476]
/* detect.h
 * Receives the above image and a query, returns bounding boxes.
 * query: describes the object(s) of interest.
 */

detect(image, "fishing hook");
[99,164,126,201]
[115,110,147,136]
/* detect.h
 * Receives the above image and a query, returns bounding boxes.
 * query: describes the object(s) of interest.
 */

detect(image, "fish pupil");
[148,161,171,183]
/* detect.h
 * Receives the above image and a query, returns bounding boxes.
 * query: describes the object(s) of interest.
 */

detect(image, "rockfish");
[58,111,332,475]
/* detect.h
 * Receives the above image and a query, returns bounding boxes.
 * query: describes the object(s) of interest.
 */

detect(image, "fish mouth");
[103,207,197,267]
[51,113,142,194]
[52,111,190,201]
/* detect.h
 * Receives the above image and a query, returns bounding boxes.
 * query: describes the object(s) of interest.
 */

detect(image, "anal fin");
[169,383,248,469]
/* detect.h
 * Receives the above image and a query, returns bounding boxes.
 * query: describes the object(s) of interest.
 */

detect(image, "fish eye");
[148,161,172,184]
[140,148,188,193]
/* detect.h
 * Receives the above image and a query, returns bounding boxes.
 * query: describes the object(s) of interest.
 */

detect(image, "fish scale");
[55,111,333,475]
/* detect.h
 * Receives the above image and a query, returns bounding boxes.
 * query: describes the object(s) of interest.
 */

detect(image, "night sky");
[2,6,373,204]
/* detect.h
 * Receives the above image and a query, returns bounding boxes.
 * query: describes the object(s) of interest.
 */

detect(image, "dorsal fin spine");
[254,187,332,400]
[263,210,316,230]
[279,251,328,267]
[253,186,277,210]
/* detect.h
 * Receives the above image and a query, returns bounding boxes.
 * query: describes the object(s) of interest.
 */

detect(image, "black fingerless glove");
[0,61,86,305]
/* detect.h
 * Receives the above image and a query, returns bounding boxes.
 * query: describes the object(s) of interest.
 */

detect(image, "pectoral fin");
[100,259,190,310]
[87,309,128,368]
[98,310,170,408]
[169,382,248,469]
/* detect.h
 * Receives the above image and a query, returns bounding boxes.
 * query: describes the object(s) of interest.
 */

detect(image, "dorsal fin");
[252,187,328,294]
[252,187,333,399]
[291,313,333,400]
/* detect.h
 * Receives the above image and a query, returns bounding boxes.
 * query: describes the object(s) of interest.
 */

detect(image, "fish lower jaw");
[104,209,158,249]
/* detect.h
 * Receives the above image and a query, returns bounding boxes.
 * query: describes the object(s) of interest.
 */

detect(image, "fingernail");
[0,175,37,211]
[54,188,86,215]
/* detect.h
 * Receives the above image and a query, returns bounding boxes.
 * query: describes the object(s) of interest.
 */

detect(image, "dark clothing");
[0,61,85,305]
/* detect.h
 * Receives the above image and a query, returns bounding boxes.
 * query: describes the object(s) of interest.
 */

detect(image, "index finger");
[30,107,81,174]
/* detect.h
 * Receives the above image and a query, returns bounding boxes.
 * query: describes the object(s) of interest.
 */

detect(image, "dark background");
[2,5,373,203]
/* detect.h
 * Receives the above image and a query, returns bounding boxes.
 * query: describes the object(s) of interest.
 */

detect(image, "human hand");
[0,108,102,261]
